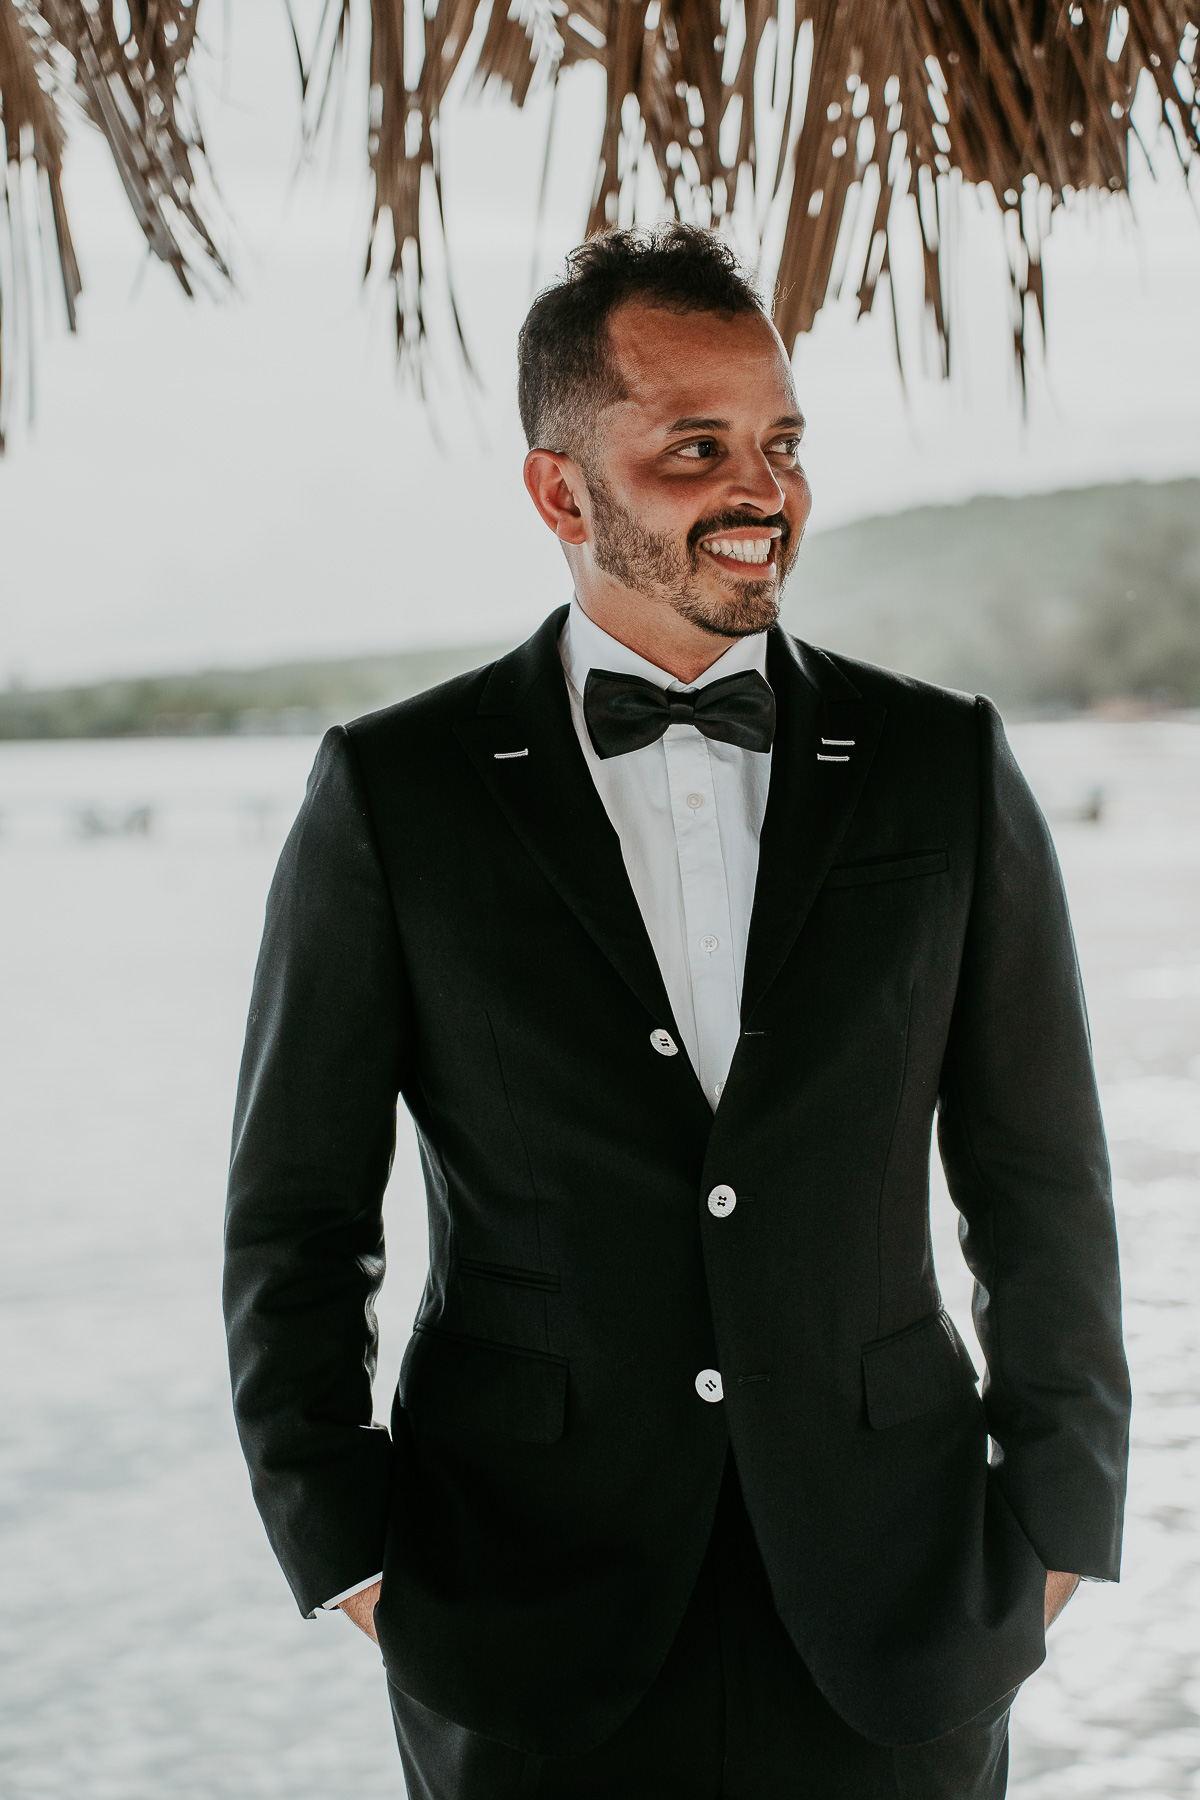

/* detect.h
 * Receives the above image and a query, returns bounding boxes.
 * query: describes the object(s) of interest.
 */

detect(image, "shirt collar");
[563,596,770,699]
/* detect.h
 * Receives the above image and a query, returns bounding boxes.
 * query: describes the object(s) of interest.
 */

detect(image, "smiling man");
[224,226,1129,1799]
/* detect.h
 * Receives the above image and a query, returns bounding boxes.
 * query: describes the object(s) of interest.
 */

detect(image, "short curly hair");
[517,224,766,458]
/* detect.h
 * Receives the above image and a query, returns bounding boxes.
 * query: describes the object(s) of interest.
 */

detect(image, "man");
[224,225,1130,1798]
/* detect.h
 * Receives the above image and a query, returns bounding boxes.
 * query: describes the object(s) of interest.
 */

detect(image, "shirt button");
[685,792,704,810]
[650,1028,678,1057]
[695,1369,724,1403]
[707,1185,737,1217]
[698,934,719,954]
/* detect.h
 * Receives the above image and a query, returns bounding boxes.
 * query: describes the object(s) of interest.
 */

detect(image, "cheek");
[788,473,814,532]
[616,458,704,522]
[637,477,721,544]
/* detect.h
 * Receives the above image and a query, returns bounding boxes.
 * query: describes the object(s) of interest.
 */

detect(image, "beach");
[1,718,1197,1798]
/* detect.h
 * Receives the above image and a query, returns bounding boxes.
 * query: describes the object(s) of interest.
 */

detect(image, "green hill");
[0,644,512,740]
[781,477,1200,709]
[1,478,1196,738]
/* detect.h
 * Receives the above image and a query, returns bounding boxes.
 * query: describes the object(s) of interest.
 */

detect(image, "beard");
[584,473,799,639]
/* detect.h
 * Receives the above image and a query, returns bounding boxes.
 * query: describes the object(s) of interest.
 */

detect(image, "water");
[1,721,1197,1797]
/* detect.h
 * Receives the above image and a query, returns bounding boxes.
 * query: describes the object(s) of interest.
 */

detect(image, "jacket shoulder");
[343,657,498,751]
[796,637,983,729]
[342,606,570,756]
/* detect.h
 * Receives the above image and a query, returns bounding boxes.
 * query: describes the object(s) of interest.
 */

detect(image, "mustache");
[687,509,790,553]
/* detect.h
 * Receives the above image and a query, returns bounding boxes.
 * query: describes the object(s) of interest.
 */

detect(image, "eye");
[675,438,720,460]
[769,435,803,458]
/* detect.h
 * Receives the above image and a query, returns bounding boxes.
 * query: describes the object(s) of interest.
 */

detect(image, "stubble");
[584,470,798,639]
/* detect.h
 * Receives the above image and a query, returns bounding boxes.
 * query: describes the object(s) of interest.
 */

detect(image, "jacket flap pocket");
[862,1308,979,1430]
[826,850,948,890]
[458,1258,560,1292]
[401,1327,567,1445]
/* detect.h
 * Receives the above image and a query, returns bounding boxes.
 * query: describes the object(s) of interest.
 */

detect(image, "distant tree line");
[1,480,1196,739]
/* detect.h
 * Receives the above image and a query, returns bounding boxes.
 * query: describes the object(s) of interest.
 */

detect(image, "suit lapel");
[454,609,679,1033]
[740,630,886,1023]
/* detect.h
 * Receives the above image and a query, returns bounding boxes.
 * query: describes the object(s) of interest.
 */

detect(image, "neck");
[573,587,742,685]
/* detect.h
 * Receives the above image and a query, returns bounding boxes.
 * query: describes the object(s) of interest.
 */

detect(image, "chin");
[684,581,781,639]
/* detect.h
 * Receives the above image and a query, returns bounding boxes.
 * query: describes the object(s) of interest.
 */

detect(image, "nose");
[725,441,787,516]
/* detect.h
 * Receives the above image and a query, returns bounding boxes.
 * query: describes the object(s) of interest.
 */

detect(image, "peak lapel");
[740,631,886,1023]
[454,610,678,1033]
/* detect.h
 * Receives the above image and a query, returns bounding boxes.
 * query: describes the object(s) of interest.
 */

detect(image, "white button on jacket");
[562,601,772,1110]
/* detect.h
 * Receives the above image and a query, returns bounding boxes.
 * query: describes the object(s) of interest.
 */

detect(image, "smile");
[699,533,779,566]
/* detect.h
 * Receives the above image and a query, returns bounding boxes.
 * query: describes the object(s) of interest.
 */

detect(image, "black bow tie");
[583,667,776,760]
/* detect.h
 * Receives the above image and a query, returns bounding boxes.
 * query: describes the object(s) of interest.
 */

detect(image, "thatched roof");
[2,0,1197,446]
[0,0,228,450]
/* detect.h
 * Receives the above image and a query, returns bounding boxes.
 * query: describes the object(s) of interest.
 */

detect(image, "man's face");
[580,302,812,639]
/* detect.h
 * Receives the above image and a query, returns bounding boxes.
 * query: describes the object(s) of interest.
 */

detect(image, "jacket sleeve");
[224,726,408,1617]
[937,698,1130,1581]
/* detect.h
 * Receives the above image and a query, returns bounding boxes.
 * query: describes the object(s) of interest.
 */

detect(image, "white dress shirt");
[561,598,772,1111]
[324,602,773,1611]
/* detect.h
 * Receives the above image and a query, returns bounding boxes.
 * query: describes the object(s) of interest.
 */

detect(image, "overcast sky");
[2,0,1198,687]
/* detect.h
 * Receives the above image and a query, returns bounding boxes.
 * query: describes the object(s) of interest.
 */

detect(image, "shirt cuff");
[321,1572,384,1611]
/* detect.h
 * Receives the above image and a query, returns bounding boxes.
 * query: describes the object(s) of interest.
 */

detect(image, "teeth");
[702,537,773,564]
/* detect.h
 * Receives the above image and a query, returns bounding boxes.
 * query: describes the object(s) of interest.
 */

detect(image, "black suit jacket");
[224,607,1129,1754]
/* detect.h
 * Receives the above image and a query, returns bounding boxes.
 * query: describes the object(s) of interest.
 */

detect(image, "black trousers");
[389,1461,1015,1800]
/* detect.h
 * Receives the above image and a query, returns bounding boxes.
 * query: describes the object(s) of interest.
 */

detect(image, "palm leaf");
[0,0,229,452]
[0,0,79,448]
[293,0,1199,389]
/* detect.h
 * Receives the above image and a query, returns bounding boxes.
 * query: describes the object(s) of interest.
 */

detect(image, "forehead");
[604,301,799,431]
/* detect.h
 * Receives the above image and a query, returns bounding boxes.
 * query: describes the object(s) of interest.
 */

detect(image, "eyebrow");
[666,412,806,434]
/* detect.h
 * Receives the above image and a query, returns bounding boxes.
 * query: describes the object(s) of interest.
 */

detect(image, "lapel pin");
[493,749,530,760]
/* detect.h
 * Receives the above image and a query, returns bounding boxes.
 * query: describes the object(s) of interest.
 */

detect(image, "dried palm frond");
[770,0,1200,388]
[293,0,1199,388]
[43,0,231,294]
[0,0,229,451]
[0,0,79,449]
[288,0,503,379]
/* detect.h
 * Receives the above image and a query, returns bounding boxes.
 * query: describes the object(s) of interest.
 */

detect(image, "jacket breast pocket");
[400,1325,567,1445]
[862,1308,979,1430]
[825,849,948,890]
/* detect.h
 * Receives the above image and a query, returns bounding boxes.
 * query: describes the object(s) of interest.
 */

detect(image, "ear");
[523,450,590,546]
